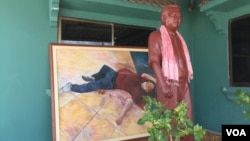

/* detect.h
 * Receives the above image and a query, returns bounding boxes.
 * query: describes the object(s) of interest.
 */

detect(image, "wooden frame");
[49,43,154,141]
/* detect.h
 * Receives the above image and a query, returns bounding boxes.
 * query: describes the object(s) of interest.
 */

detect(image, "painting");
[49,44,155,141]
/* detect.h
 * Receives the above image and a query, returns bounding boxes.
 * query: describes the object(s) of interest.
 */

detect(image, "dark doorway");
[229,14,250,86]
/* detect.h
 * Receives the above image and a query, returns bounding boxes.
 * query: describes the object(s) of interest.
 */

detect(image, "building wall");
[0,0,57,141]
[1,0,250,140]
[191,3,250,132]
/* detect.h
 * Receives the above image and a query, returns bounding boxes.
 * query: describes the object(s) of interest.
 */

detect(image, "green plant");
[235,89,250,119]
[137,96,206,141]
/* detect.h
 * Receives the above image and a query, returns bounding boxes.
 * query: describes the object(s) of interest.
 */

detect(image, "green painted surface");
[59,0,162,28]
[0,0,57,141]
[1,0,250,140]
[193,2,250,132]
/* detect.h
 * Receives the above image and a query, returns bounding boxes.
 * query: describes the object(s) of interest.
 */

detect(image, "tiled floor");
[52,45,149,141]
[59,91,149,141]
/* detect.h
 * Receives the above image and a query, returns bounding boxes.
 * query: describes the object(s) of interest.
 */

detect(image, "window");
[229,14,250,86]
[58,17,155,47]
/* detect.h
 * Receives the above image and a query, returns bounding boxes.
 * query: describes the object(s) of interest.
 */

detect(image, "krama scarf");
[160,25,193,86]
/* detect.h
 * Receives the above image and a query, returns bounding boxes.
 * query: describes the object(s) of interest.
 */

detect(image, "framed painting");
[49,43,155,141]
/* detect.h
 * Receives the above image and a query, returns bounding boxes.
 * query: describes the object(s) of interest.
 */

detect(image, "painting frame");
[49,43,154,141]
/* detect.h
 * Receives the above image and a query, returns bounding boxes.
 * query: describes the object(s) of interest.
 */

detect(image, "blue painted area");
[130,51,154,76]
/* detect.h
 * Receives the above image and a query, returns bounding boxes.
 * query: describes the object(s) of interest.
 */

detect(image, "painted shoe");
[59,82,72,93]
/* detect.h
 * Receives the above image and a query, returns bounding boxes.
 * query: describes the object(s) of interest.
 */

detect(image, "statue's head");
[161,4,181,31]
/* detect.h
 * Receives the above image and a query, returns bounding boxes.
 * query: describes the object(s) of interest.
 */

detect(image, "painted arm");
[141,73,156,83]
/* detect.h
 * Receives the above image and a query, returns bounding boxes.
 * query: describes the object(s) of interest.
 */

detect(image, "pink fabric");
[160,25,193,84]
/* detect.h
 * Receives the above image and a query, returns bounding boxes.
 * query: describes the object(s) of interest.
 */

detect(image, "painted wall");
[1,0,250,140]
[0,0,57,141]
[191,3,250,132]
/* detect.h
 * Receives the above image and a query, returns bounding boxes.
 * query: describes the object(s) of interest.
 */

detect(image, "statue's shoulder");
[150,29,160,35]
[149,30,161,40]
[148,30,161,47]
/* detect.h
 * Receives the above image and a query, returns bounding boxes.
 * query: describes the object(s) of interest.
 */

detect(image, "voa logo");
[226,129,246,136]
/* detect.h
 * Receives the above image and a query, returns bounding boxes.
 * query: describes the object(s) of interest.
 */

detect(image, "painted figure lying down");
[97,89,134,125]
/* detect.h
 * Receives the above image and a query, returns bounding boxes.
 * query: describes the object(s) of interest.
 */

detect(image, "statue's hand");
[164,91,173,98]
[161,85,173,98]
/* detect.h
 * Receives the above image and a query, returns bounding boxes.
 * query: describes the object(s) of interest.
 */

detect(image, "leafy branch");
[137,96,206,141]
[235,89,250,119]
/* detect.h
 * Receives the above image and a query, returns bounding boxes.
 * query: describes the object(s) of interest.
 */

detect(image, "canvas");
[49,44,156,141]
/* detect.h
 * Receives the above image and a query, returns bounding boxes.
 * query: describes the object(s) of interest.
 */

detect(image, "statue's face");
[161,6,181,31]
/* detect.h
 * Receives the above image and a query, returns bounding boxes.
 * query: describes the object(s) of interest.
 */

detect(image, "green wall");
[0,0,57,140]
[1,0,250,140]
[191,3,250,132]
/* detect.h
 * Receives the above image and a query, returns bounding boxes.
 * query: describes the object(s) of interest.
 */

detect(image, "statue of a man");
[148,4,194,140]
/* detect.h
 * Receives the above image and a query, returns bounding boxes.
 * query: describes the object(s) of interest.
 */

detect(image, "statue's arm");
[148,31,172,98]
